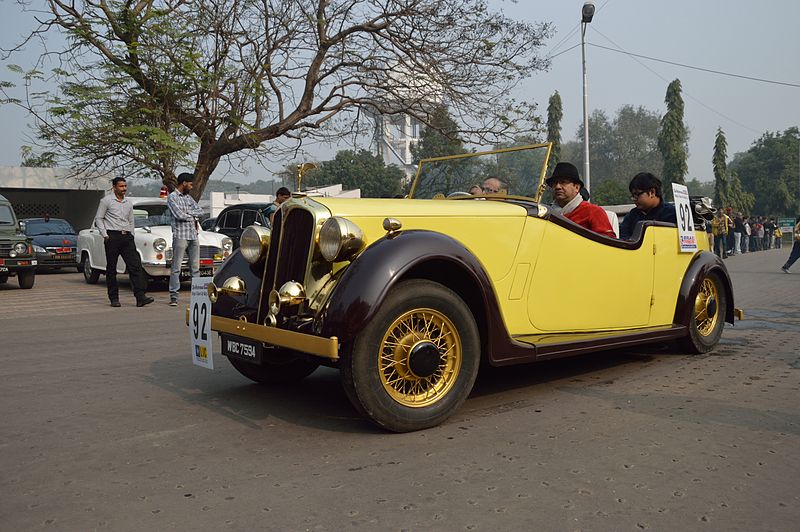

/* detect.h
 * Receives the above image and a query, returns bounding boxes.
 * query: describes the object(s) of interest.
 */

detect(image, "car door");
[527,220,655,332]
[216,209,242,245]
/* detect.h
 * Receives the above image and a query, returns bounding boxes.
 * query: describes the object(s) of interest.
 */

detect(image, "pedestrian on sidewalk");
[733,211,744,255]
[781,217,800,273]
[167,173,204,306]
[94,177,153,307]
[712,210,729,259]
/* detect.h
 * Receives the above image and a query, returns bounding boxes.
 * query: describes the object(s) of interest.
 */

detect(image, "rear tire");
[18,269,35,289]
[678,271,727,354]
[82,253,100,284]
[340,279,480,432]
[228,348,320,384]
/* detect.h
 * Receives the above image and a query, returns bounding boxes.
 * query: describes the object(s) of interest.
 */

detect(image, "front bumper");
[143,260,222,278]
[0,258,37,273]
[185,311,339,360]
[35,251,78,267]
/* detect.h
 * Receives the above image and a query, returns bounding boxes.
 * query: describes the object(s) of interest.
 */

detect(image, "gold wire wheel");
[693,277,720,337]
[378,308,462,408]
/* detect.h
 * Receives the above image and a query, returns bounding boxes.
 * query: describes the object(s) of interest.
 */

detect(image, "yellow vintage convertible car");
[201,144,740,432]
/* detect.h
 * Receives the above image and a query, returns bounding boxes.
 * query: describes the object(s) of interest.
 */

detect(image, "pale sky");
[0,0,798,183]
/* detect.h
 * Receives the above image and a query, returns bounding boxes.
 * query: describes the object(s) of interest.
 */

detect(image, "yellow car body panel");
[314,197,528,282]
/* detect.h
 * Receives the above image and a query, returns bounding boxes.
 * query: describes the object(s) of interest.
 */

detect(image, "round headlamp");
[153,238,167,252]
[319,217,366,263]
[239,225,271,264]
[11,242,28,257]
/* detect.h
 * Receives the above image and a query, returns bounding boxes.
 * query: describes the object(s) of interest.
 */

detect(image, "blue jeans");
[784,241,800,270]
[169,238,199,299]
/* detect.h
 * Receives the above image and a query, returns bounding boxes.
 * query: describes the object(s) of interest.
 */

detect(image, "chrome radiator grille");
[260,206,315,320]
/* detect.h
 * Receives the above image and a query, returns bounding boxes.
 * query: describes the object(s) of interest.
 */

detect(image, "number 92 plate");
[221,334,262,364]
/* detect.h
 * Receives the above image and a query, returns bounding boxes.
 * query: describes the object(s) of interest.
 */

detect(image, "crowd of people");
[709,209,786,259]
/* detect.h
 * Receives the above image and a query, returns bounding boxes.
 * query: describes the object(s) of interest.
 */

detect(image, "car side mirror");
[213,226,220,232]
[143,226,152,233]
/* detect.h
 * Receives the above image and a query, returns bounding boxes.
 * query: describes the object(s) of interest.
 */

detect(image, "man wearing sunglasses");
[618,172,677,240]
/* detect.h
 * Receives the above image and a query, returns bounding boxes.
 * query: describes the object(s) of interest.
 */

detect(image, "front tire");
[228,348,320,384]
[0,274,8,284]
[18,269,35,289]
[678,271,727,354]
[82,253,100,284]
[341,279,480,432]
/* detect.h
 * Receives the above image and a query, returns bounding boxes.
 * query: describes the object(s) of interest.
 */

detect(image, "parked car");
[22,217,80,271]
[197,144,742,432]
[212,203,272,248]
[0,194,36,288]
[78,199,233,284]
[200,216,217,231]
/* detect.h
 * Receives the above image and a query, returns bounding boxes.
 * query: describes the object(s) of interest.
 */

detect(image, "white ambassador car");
[78,199,233,284]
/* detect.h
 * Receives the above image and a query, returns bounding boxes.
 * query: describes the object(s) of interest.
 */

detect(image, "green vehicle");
[0,193,36,289]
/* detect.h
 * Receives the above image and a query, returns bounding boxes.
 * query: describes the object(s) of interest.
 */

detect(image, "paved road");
[1,250,798,531]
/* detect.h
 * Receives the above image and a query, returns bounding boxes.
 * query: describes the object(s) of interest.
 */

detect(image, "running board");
[511,324,687,361]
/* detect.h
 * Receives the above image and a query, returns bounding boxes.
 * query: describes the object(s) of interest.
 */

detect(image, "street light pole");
[581,2,595,197]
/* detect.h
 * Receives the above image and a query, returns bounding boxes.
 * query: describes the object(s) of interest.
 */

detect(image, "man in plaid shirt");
[167,173,204,306]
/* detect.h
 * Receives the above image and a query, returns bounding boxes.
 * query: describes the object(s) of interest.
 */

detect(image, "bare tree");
[2,0,553,198]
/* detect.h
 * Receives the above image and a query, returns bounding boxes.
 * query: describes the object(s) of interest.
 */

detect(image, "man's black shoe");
[110,301,121,307]
[136,296,155,307]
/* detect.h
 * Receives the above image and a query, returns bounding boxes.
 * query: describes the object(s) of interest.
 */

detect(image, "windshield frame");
[409,142,552,202]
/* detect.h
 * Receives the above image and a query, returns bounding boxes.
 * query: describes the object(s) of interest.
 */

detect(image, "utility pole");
[580,2,595,196]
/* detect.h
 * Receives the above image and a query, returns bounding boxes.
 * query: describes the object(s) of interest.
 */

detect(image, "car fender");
[673,251,735,326]
[320,229,502,347]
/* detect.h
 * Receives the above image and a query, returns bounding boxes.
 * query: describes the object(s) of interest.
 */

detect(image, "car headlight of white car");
[222,237,233,252]
[153,238,167,252]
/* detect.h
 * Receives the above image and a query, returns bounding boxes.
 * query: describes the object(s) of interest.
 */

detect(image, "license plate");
[0,266,8,273]
[222,335,262,363]
[54,254,72,260]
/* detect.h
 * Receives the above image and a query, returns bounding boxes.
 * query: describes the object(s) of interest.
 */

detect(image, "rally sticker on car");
[190,276,214,369]
[673,183,698,253]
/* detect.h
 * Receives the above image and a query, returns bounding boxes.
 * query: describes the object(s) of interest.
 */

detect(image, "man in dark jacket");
[619,172,677,240]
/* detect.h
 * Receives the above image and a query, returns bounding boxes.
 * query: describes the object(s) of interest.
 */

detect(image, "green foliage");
[411,105,467,163]
[567,105,663,189]
[685,178,715,198]
[19,146,57,168]
[546,91,563,173]
[713,127,729,207]
[657,79,689,188]
[730,127,799,216]
[591,180,630,205]
[303,150,403,198]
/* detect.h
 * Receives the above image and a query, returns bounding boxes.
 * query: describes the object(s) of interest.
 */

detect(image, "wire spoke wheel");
[379,308,462,408]
[342,279,480,432]
[693,278,719,337]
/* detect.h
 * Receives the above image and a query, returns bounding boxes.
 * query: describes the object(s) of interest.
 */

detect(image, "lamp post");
[581,2,595,196]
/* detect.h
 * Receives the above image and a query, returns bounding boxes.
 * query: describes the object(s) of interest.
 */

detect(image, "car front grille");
[260,206,315,321]
[0,243,12,258]
[166,246,222,263]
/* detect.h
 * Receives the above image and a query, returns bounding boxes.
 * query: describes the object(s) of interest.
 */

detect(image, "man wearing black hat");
[618,172,677,240]
[167,172,205,306]
[547,162,616,238]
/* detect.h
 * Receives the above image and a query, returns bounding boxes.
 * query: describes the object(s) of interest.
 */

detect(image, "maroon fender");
[673,251,735,326]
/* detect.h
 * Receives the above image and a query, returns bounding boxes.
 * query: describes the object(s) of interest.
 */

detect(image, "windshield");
[410,144,551,200]
[134,205,172,228]
[0,205,14,224]
[25,219,76,236]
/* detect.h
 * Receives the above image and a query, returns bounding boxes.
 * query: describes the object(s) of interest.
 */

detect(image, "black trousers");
[104,233,147,302]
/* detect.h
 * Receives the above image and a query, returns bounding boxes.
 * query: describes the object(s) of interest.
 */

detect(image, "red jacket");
[564,201,616,238]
